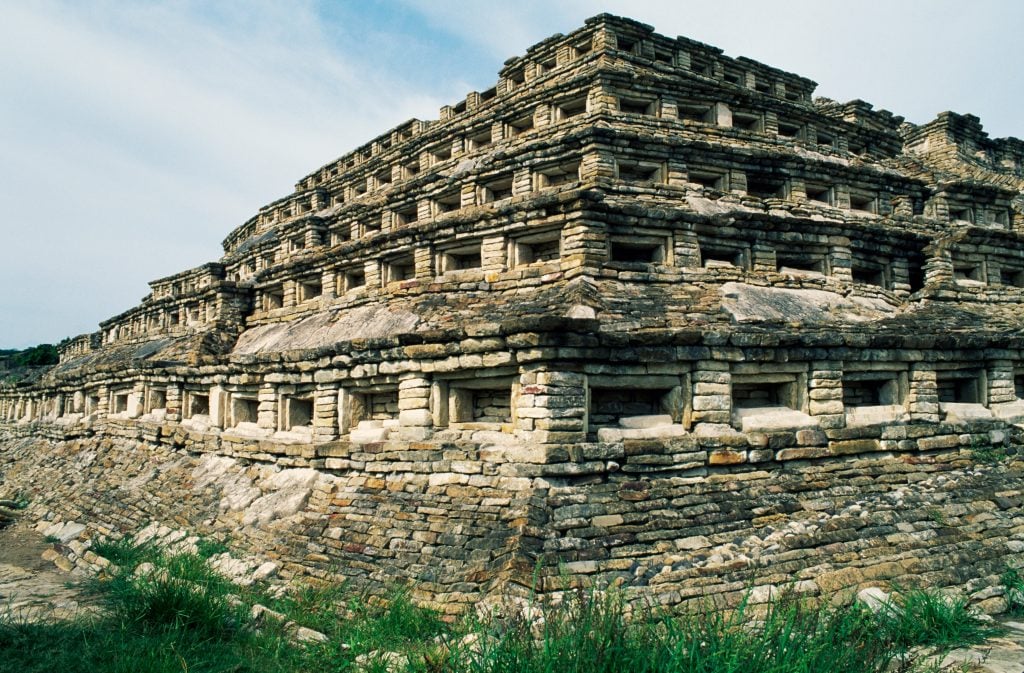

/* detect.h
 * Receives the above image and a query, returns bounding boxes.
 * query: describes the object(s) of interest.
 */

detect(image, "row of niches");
[496,25,812,106]
[243,227,1024,321]
[288,22,814,195]
[227,166,945,286]
[9,360,1024,443]
[93,218,1024,346]
[101,301,220,343]
[242,156,1016,280]
[279,95,884,227]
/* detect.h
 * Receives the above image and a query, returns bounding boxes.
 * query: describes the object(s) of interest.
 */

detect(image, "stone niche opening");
[147,388,167,412]
[953,261,986,285]
[849,191,878,214]
[700,243,748,269]
[510,229,561,267]
[688,168,729,194]
[936,368,992,422]
[432,190,462,216]
[467,127,492,151]
[340,267,366,293]
[343,387,400,443]
[608,231,670,265]
[777,121,803,139]
[732,111,763,132]
[588,375,689,441]
[776,247,829,277]
[297,277,322,303]
[184,389,210,419]
[264,286,285,311]
[730,369,814,432]
[949,206,974,224]
[843,368,908,426]
[999,266,1024,288]
[506,115,533,137]
[851,258,891,289]
[383,255,416,284]
[279,393,314,438]
[805,183,835,206]
[678,102,715,124]
[229,393,262,433]
[480,175,513,203]
[746,174,787,200]
[618,96,657,116]
[448,380,514,429]
[437,243,483,275]
[395,201,419,225]
[555,97,587,121]
[85,393,101,415]
[535,160,580,189]
[142,387,168,422]
[112,391,130,416]
[616,159,664,185]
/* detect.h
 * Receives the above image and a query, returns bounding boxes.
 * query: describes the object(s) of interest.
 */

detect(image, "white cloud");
[0,0,446,347]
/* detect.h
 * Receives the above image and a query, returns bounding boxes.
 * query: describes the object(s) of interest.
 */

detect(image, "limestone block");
[618,414,673,429]
[350,421,389,444]
[845,405,908,427]
[733,407,818,433]
[596,424,687,442]
[399,409,433,427]
[808,400,844,416]
[993,400,1024,424]
[941,403,993,423]
[692,395,730,411]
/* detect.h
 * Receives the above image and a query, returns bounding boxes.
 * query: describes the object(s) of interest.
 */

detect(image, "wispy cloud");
[0,0,445,347]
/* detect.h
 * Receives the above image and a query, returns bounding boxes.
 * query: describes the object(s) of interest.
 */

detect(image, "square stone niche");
[842,368,908,426]
[730,368,814,432]
[588,374,690,441]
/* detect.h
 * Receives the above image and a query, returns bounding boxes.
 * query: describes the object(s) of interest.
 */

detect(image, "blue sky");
[1,0,1022,348]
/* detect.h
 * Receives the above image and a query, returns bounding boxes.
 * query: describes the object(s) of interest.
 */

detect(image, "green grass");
[444,589,901,673]
[875,586,1002,650]
[969,442,1012,464]
[90,534,159,568]
[1003,567,1024,616]
[0,538,1007,673]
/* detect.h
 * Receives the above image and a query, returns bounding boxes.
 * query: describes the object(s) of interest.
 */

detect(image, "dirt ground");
[0,522,97,622]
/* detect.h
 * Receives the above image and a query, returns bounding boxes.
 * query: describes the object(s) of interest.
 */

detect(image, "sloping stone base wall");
[1,426,1021,614]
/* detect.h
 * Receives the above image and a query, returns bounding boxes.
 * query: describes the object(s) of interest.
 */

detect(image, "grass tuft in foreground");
[1003,567,1024,616]
[876,586,1002,650]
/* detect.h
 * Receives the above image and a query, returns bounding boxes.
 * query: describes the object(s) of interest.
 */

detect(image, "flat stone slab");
[942,402,994,423]
[733,406,819,433]
[845,405,909,427]
[618,414,674,429]
[597,424,687,442]
[720,282,896,324]
[232,305,419,355]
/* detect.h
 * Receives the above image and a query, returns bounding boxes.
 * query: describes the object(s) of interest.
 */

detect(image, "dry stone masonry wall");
[2,14,1023,612]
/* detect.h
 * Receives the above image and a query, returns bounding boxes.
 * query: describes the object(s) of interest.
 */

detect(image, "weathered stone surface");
[2,13,1024,615]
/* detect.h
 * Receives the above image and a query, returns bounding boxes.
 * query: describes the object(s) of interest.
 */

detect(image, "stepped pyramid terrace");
[2,15,1023,610]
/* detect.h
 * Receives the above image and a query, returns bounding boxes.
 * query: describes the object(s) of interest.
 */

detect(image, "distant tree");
[11,344,59,367]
